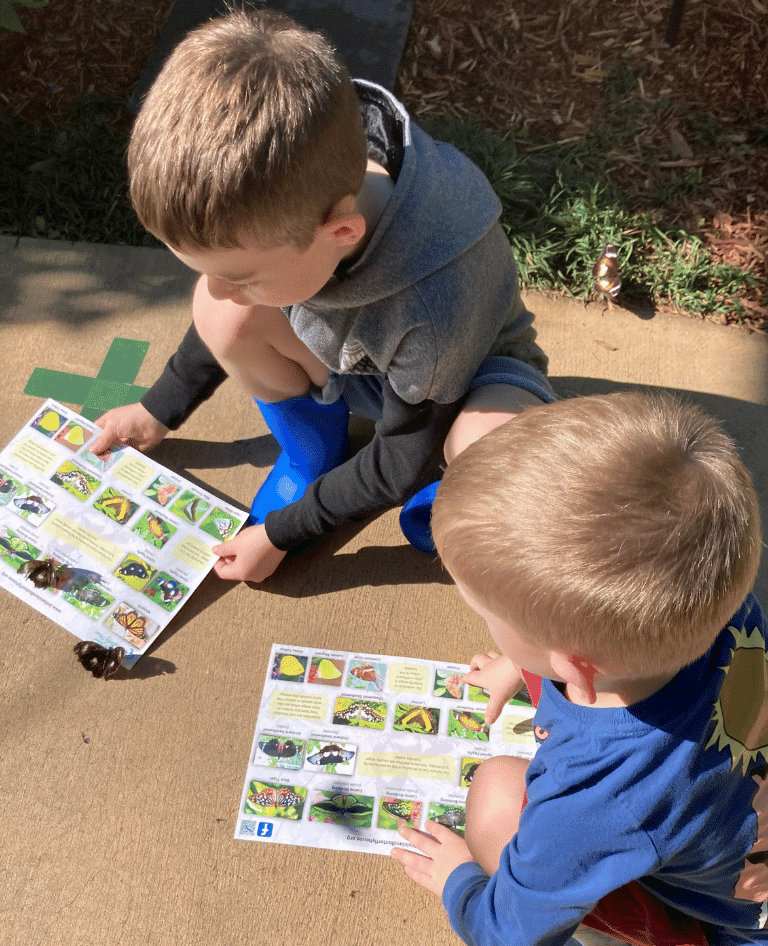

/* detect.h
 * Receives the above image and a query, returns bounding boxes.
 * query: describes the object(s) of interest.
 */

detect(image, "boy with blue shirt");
[91,8,554,581]
[392,391,766,946]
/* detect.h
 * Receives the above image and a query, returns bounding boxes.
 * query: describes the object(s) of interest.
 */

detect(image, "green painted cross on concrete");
[24,337,150,421]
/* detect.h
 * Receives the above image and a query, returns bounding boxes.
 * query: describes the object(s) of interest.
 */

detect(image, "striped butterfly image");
[276,788,305,810]
[394,704,439,735]
[333,699,386,728]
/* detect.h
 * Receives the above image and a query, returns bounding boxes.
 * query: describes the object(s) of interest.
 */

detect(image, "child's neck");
[351,159,394,252]
[565,670,678,708]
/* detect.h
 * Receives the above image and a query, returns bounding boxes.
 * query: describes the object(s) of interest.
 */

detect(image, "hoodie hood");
[287,80,534,407]
[306,80,502,310]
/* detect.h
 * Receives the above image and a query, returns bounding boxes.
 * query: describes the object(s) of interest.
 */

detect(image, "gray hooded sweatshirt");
[141,81,547,549]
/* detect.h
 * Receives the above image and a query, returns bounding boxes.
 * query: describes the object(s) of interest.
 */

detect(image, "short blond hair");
[128,7,368,251]
[433,392,762,676]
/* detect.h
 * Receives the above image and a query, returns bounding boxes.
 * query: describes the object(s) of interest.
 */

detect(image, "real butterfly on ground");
[73,640,125,679]
[17,558,58,588]
[592,243,621,300]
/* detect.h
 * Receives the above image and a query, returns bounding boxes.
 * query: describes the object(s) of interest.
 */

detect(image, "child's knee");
[465,755,528,873]
[444,384,545,464]
[467,755,528,816]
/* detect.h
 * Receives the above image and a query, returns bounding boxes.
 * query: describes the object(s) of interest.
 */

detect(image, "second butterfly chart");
[235,644,538,855]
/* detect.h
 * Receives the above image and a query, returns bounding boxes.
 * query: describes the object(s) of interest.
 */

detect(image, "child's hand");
[92,403,169,456]
[391,820,476,897]
[462,652,524,725]
[213,524,287,582]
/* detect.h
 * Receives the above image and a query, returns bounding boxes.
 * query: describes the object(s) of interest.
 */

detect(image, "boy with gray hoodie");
[91,8,554,582]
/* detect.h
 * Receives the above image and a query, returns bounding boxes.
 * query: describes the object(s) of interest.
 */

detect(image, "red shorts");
[520,671,709,946]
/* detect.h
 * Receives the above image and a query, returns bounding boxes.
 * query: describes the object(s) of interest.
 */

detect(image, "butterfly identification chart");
[0,399,246,667]
[235,643,538,856]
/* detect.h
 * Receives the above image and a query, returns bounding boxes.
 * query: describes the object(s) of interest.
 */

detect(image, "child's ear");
[550,652,599,705]
[320,210,366,247]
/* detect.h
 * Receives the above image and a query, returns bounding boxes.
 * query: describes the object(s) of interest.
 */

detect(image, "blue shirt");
[444,595,768,946]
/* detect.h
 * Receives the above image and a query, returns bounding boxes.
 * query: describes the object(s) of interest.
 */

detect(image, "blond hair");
[433,392,762,676]
[128,7,368,251]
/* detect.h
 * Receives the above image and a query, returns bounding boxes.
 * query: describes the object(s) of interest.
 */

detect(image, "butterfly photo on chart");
[378,797,422,830]
[309,791,374,828]
[347,660,386,691]
[304,741,356,774]
[106,604,157,647]
[244,781,307,819]
[394,704,440,735]
[332,698,387,729]
[256,736,305,770]
[0,528,41,569]
[429,804,466,835]
[460,759,483,787]
[449,709,490,741]
[93,487,139,525]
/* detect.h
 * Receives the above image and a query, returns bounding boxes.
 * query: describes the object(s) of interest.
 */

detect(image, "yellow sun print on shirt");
[706,623,768,776]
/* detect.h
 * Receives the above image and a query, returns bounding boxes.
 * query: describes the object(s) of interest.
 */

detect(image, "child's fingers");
[390,847,440,893]
[212,555,238,579]
[423,819,461,841]
[467,651,500,672]
[397,818,457,852]
[397,820,439,853]
[90,426,117,458]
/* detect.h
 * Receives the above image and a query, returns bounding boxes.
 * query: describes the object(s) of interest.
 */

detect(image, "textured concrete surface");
[1,236,766,946]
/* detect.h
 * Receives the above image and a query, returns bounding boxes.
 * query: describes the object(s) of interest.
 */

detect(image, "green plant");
[0,97,159,246]
[419,115,757,321]
[1,98,759,325]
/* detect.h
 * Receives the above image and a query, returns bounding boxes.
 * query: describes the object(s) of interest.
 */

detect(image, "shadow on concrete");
[258,524,451,598]
[0,237,195,327]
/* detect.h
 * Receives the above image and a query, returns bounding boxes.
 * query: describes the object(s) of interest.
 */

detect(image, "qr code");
[239,820,257,837]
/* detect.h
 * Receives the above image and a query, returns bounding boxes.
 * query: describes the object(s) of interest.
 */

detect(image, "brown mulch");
[1,0,766,328]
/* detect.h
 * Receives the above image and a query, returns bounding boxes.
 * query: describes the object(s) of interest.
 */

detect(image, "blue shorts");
[335,355,556,420]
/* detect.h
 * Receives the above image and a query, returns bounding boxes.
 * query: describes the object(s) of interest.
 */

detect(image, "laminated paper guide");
[0,399,246,667]
[235,643,538,855]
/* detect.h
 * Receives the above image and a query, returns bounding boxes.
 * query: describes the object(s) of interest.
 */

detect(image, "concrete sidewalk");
[1,236,766,946]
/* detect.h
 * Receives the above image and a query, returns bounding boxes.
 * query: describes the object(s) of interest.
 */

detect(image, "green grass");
[419,114,759,323]
[1,89,761,326]
[0,97,158,247]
